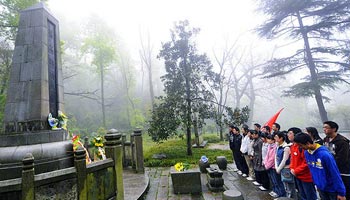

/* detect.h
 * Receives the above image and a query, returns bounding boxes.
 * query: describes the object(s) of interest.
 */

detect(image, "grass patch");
[143,137,232,167]
[203,134,222,143]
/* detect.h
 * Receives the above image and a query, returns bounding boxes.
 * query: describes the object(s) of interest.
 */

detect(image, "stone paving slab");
[123,163,286,200]
[123,169,149,200]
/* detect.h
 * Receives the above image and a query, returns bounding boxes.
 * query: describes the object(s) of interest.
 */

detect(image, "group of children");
[228,121,350,200]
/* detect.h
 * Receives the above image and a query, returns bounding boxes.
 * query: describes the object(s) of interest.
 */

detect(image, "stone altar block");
[170,166,202,194]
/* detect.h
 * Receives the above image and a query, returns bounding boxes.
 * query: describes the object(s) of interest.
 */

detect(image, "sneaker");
[270,192,279,198]
[233,168,239,172]
[237,171,242,175]
[252,181,261,186]
[246,176,254,181]
[259,186,267,191]
[269,191,277,196]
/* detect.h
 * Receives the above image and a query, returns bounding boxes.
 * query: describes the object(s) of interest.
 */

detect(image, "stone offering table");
[170,166,202,194]
[206,167,224,192]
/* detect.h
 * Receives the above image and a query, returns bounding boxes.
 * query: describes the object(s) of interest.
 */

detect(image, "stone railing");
[0,129,127,200]
[85,129,144,173]
[121,129,144,173]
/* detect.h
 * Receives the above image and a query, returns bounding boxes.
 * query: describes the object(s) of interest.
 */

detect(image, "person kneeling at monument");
[294,133,346,200]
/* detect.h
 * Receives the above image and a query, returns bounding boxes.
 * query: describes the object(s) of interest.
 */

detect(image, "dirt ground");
[207,143,230,150]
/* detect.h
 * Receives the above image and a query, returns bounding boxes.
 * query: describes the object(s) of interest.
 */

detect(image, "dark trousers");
[255,169,270,189]
[341,175,350,199]
[319,191,338,200]
[295,178,317,200]
[233,150,249,175]
[268,169,286,197]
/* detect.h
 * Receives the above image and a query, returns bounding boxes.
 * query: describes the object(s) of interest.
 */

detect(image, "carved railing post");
[133,129,144,173]
[22,153,34,200]
[84,136,89,152]
[121,133,127,167]
[74,146,87,200]
[130,132,135,169]
[105,129,124,200]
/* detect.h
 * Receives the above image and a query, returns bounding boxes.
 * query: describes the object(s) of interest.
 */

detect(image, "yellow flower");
[174,162,184,171]
[95,143,103,147]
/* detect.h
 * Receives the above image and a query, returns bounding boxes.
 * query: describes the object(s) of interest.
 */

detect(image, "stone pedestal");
[216,156,227,170]
[198,160,210,173]
[206,167,224,192]
[223,189,244,200]
[170,167,202,194]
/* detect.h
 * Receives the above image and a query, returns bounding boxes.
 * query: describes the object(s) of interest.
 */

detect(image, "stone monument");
[0,2,73,181]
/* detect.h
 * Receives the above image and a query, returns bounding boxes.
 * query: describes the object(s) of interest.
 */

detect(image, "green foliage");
[143,138,232,167]
[80,16,118,128]
[0,41,12,95]
[81,16,117,72]
[148,97,181,142]
[224,106,250,127]
[0,0,45,41]
[256,0,350,121]
[150,20,219,154]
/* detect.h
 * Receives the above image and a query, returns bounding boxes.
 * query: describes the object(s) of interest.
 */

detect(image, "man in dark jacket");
[323,121,350,200]
[229,125,248,176]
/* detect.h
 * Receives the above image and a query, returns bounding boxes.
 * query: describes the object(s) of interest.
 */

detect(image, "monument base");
[0,130,74,181]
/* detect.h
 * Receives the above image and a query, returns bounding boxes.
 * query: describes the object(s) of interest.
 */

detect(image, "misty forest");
[1,0,349,149]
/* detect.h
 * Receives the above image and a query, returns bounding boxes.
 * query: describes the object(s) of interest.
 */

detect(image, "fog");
[46,0,350,135]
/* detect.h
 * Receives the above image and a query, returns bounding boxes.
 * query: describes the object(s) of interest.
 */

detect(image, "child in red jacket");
[288,127,317,200]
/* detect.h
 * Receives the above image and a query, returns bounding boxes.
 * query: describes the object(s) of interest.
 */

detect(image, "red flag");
[263,108,284,129]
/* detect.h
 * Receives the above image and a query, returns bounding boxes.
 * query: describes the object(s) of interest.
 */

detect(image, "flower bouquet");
[174,162,191,171]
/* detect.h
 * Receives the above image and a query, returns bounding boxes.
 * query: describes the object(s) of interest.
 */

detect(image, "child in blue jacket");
[294,133,346,200]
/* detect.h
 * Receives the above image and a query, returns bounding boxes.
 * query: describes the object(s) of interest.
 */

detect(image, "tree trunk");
[184,46,192,156]
[296,12,328,122]
[185,78,192,156]
[100,63,106,128]
[218,86,224,141]
[148,65,155,109]
[248,76,255,125]
[193,117,199,146]
[139,34,155,110]
[219,125,224,141]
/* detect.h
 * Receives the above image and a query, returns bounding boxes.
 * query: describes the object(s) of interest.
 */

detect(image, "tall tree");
[155,20,218,155]
[115,49,144,129]
[211,38,241,141]
[256,0,350,122]
[139,30,155,110]
[81,16,117,128]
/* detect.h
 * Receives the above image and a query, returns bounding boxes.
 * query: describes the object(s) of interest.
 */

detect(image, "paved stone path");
[142,164,276,200]
[123,169,149,200]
